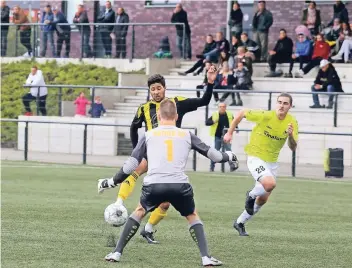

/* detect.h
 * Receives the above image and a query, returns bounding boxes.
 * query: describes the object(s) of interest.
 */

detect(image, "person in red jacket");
[295,33,330,77]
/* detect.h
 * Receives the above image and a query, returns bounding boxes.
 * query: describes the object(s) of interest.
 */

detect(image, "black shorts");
[140,183,195,217]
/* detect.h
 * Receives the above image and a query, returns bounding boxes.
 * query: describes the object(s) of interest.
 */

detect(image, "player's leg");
[140,201,170,244]
[116,158,148,206]
[171,184,222,266]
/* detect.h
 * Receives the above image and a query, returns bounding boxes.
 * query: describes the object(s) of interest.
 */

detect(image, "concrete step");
[124,96,147,104]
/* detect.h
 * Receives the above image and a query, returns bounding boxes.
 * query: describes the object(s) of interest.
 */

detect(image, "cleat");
[245,191,255,215]
[104,252,121,262]
[202,256,223,266]
[140,228,159,244]
[97,178,115,194]
[233,222,249,236]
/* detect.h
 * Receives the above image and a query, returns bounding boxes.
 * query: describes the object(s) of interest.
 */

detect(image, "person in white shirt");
[23,66,48,116]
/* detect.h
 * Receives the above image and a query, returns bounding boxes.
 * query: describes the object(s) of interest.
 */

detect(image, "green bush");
[1,60,118,143]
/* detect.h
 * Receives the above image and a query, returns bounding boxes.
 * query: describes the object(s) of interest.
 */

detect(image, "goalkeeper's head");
[148,74,166,103]
[157,99,178,125]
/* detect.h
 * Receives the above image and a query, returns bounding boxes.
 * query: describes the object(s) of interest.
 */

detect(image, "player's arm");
[178,83,214,113]
[287,120,299,151]
[112,135,147,185]
[130,106,145,148]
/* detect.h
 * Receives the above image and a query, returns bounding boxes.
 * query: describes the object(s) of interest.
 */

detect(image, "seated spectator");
[217,50,230,70]
[199,31,230,62]
[228,2,243,38]
[180,34,216,76]
[328,1,349,26]
[231,61,252,106]
[240,32,260,61]
[196,61,219,102]
[310,60,343,109]
[296,33,330,77]
[331,22,352,62]
[229,35,243,57]
[286,33,312,78]
[215,61,236,106]
[234,46,253,76]
[301,1,321,37]
[23,66,48,116]
[265,29,293,77]
[325,18,341,54]
[154,36,173,59]
[89,96,106,118]
[74,92,91,117]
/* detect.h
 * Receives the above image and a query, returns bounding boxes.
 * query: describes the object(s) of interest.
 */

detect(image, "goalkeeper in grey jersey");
[98,99,239,266]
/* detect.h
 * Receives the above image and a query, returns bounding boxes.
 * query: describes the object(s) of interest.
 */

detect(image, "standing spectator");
[12,5,32,57]
[113,7,129,59]
[74,92,91,117]
[201,32,230,62]
[265,29,293,77]
[180,34,216,76]
[23,66,48,116]
[287,34,312,78]
[40,5,56,57]
[216,61,236,105]
[52,7,70,58]
[328,1,349,26]
[206,102,234,172]
[252,0,273,62]
[296,33,330,77]
[310,60,343,109]
[73,4,91,58]
[89,96,106,118]
[97,1,115,58]
[1,1,10,56]
[228,2,243,38]
[331,22,352,62]
[171,3,191,59]
[240,32,260,61]
[301,1,321,37]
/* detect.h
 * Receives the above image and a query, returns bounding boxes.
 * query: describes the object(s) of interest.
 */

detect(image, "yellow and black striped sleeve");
[130,105,145,148]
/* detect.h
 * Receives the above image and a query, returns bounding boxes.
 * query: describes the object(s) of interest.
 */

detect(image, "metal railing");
[23,84,352,127]
[0,118,197,170]
[1,22,185,60]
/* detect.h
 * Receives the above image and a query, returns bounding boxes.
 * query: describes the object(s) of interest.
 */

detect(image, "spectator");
[232,61,252,106]
[296,33,330,77]
[217,50,230,70]
[23,66,48,116]
[287,33,312,78]
[1,1,10,56]
[97,1,115,58]
[228,2,243,38]
[252,0,273,62]
[196,61,214,98]
[234,46,253,76]
[328,1,349,26]
[74,92,91,117]
[113,7,129,59]
[89,96,106,118]
[265,29,293,77]
[200,32,230,62]
[180,34,216,76]
[12,5,32,57]
[206,102,234,172]
[154,36,173,59]
[240,32,260,61]
[73,4,91,58]
[229,35,243,57]
[171,3,191,59]
[52,7,71,58]
[40,5,56,57]
[325,18,342,54]
[310,60,343,109]
[331,22,352,62]
[301,1,321,37]
[216,61,236,105]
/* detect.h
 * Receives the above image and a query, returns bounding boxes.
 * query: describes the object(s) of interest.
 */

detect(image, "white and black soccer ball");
[104,203,128,227]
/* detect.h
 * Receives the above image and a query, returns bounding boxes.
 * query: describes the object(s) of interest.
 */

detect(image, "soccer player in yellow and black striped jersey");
[116,67,218,244]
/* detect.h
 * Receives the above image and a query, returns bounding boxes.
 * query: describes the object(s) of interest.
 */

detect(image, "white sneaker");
[105,252,121,262]
[202,256,223,266]
[97,179,106,194]
[294,69,304,78]
[331,54,342,60]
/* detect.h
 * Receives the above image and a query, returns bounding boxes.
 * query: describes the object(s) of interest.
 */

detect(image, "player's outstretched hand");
[207,65,218,84]
[223,132,232,143]
[225,151,239,172]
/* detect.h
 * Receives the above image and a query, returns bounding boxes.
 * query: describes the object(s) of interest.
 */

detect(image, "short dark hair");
[280,29,287,34]
[148,74,166,88]
[159,99,177,120]
[277,93,293,105]
[241,32,248,37]
[207,34,213,38]
[46,4,51,8]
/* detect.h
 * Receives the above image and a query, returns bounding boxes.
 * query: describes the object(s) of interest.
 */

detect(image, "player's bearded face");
[276,97,291,116]
[150,83,166,102]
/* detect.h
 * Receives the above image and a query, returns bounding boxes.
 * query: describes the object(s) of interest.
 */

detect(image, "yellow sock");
[117,172,139,200]
[148,207,167,226]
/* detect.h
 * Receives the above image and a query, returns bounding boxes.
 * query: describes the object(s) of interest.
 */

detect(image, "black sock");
[114,214,140,253]
[189,220,210,257]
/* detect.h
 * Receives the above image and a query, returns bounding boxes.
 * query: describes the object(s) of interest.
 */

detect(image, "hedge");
[1,60,119,144]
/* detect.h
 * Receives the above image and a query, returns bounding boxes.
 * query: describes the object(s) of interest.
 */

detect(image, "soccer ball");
[104,203,128,227]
